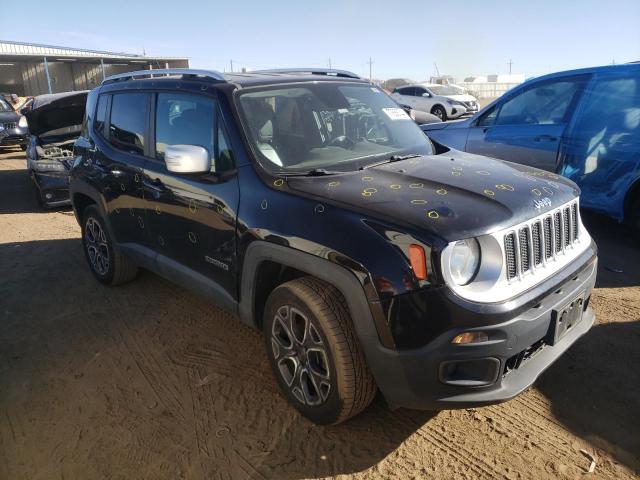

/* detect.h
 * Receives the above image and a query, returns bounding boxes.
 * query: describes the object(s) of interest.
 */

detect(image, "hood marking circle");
[390,184,402,189]
[261,199,268,210]
[328,181,340,187]
[543,186,554,195]
[532,188,542,197]
[361,176,373,181]
[273,179,284,187]
[476,170,490,175]
[484,189,495,196]
[496,184,515,191]
[314,204,325,213]
[436,188,448,195]
[409,183,423,188]
[411,199,428,205]
[427,210,440,219]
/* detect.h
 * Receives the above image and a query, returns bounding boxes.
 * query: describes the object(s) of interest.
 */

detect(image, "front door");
[142,91,239,299]
[465,76,589,172]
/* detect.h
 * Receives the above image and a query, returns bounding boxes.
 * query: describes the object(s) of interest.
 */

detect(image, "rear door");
[394,87,416,107]
[142,90,239,299]
[91,91,151,246]
[559,67,640,218]
[465,75,589,171]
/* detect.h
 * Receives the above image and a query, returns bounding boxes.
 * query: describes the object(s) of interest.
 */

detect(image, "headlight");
[449,238,480,285]
[446,99,463,106]
[18,115,28,128]
[0,123,4,131]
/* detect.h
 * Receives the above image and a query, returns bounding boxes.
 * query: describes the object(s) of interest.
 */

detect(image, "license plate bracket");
[549,292,585,345]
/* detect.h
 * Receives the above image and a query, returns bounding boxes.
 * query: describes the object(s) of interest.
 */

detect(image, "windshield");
[237,83,434,173]
[428,85,463,96]
[0,98,13,112]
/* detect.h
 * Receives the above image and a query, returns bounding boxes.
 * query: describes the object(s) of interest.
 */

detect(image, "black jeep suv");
[70,68,597,425]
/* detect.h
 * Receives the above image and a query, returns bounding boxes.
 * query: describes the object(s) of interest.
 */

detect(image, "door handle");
[143,178,165,193]
[534,135,558,142]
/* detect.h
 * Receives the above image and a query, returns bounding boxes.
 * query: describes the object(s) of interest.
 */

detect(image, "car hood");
[0,111,19,123]
[286,150,579,242]
[442,94,476,102]
[25,91,88,136]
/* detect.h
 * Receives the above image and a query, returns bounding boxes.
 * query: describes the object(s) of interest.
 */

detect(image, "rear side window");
[108,93,149,155]
[495,79,584,126]
[398,87,415,96]
[94,95,108,135]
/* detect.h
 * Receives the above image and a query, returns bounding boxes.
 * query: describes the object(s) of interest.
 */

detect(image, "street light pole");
[43,57,52,94]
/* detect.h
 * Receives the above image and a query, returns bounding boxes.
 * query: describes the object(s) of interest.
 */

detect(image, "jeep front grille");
[504,200,581,281]
[1,122,17,130]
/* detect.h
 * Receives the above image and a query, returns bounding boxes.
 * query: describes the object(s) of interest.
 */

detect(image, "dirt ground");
[0,146,638,480]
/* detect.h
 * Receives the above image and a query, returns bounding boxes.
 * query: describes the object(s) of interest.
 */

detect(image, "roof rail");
[253,68,361,79]
[102,68,226,85]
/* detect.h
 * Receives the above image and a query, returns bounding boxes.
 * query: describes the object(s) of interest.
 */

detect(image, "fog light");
[45,193,53,199]
[451,331,489,344]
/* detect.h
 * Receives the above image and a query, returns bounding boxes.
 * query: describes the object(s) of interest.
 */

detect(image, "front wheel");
[263,277,377,425]
[81,205,138,285]
[431,105,447,121]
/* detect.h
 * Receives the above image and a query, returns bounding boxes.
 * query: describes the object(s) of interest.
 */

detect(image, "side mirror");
[422,92,431,98]
[165,144,210,174]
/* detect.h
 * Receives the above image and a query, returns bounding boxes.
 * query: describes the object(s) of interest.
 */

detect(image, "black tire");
[263,277,377,425]
[431,105,447,121]
[81,205,138,285]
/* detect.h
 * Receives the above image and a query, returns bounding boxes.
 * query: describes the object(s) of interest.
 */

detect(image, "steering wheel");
[328,135,356,150]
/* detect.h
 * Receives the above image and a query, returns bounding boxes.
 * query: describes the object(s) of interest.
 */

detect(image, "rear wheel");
[263,277,376,424]
[431,105,447,121]
[81,205,138,285]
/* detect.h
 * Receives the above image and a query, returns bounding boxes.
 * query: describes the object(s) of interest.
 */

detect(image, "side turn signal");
[409,244,428,280]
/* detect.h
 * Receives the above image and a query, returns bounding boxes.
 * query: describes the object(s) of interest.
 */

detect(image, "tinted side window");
[94,95,108,136]
[399,87,415,96]
[476,105,498,127]
[155,93,215,164]
[414,87,427,96]
[496,79,583,126]
[108,93,148,155]
[216,123,235,173]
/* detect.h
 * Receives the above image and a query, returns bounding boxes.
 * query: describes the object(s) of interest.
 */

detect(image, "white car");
[391,83,478,121]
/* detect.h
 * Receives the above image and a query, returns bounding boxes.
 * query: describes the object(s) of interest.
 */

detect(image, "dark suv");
[70,68,598,425]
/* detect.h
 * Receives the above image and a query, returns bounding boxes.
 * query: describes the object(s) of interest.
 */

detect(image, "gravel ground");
[0,146,638,479]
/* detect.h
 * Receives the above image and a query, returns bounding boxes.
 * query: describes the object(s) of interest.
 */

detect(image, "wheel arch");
[239,241,394,350]
[623,175,640,223]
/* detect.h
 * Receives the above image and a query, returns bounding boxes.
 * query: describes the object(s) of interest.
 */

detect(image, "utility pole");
[367,57,373,81]
[434,62,440,77]
[328,58,332,69]
[507,59,513,74]
[230,59,233,72]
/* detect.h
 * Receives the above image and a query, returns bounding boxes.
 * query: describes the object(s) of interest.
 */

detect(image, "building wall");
[1,59,189,96]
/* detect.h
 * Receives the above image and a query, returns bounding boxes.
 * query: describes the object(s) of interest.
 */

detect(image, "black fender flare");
[239,240,395,346]
[69,178,115,240]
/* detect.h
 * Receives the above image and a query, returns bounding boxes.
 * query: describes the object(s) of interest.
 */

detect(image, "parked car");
[0,96,28,149]
[397,103,442,125]
[422,63,640,239]
[70,68,597,425]
[25,91,88,207]
[391,83,479,121]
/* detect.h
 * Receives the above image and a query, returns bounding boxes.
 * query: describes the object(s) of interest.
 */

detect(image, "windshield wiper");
[359,154,422,170]
[279,168,343,177]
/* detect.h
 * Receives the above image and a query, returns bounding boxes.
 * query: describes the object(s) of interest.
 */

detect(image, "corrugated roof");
[0,40,187,61]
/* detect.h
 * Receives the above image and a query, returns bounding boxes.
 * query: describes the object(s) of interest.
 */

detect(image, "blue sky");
[2,0,639,80]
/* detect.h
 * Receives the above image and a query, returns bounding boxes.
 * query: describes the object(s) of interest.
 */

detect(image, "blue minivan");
[422,63,640,238]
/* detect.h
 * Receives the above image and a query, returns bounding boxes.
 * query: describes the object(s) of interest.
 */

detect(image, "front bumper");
[448,104,478,119]
[369,243,597,410]
[30,169,71,207]
[0,126,28,146]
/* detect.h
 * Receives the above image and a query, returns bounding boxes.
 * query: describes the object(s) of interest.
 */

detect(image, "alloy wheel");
[270,305,331,406]
[85,217,110,276]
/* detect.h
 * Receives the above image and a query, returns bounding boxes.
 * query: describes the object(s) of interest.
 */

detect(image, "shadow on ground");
[537,319,640,471]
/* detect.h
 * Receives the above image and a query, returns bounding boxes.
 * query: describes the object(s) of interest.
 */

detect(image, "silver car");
[391,83,479,121]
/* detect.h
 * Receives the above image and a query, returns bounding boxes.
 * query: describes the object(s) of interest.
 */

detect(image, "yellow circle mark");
[314,204,325,213]
[484,189,495,196]
[188,232,197,244]
[189,200,197,214]
[476,170,490,175]
[361,176,373,181]
[436,188,448,195]
[532,188,542,197]
[451,171,462,176]
[409,183,424,188]
[273,179,284,187]
[155,205,161,214]
[496,184,515,191]
[427,210,440,219]
[363,188,377,194]
[260,199,268,210]
[543,186,554,195]
[411,199,428,205]
[120,183,126,192]
[137,216,144,229]
[362,192,372,197]
[328,181,340,188]
[390,184,402,190]
[452,166,463,171]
